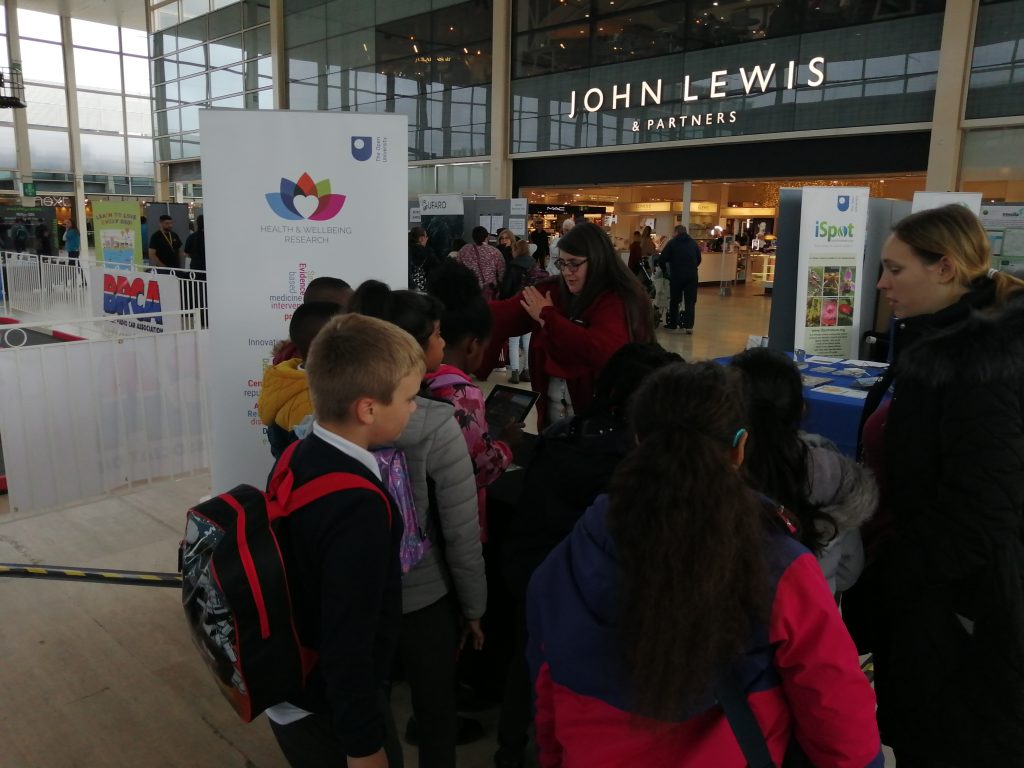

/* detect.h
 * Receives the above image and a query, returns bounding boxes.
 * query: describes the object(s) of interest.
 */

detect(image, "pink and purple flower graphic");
[265,172,346,221]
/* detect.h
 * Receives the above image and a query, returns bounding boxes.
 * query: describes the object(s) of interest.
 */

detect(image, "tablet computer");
[484,384,540,437]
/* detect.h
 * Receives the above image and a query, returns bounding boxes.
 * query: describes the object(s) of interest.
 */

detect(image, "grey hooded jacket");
[394,394,486,618]
[802,432,878,593]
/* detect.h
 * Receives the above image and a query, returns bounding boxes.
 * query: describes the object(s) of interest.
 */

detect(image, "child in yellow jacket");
[258,301,342,456]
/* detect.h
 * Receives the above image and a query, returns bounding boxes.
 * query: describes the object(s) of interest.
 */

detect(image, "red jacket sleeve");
[476,294,536,379]
[539,291,630,377]
[769,553,884,768]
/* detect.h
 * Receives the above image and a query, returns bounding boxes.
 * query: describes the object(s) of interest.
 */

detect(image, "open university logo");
[265,172,346,221]
[351,137,373,162]
[837,195,851,212]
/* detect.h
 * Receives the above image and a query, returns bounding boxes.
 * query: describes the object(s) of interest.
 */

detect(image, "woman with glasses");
[477,223,653,430]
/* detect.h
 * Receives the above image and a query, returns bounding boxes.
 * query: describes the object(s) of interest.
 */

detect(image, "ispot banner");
[793,187,869,359]
[89,268,182,333]
[200,109,408,490]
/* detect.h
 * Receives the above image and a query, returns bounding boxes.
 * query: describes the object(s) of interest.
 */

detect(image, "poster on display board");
[92,201,143,267]
[793,187,869,359]
[911,192,982,215]
[979,203,1024,273]
[420,194,465,265]
[201,110,408,490]
[89,267,182,332]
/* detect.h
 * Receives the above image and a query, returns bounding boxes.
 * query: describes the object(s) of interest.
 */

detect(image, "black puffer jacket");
[858,279,1024,765]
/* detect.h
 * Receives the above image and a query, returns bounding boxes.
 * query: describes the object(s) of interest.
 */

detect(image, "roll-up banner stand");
[201,110,408,490]
[793,187,870,359]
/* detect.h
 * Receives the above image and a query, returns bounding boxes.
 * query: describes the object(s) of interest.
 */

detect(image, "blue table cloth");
[716,355,888,458]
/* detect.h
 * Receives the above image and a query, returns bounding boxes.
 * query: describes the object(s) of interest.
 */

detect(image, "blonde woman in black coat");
[854,204,1024,767]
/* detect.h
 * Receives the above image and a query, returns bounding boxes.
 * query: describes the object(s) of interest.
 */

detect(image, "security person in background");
[149,214,182,273]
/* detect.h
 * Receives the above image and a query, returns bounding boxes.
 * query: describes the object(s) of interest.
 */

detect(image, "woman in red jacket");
[478,223,652,430]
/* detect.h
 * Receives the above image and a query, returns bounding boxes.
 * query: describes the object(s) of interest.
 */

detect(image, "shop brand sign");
[566,57,826,133]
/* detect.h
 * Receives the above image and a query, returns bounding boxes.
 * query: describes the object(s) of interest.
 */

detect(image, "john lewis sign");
[567,57,826,119]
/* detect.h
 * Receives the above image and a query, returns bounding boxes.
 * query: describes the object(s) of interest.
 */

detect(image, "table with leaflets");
[717,354,889,458]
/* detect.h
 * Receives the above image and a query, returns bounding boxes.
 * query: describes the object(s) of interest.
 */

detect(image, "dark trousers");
[668,279,698,329]
[269,688,401,768]
[397,592,459,768]
[496,602,532,765]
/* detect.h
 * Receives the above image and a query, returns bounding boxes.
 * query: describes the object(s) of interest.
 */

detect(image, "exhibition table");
[717,354,888,458]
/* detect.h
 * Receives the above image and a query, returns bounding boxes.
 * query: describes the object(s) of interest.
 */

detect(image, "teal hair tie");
[732,428,747,448]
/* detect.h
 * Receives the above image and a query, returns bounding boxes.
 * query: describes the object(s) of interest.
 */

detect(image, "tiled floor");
[0,283,891,767]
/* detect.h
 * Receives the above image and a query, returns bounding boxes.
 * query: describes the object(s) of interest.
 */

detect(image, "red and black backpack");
[179,441,392,722]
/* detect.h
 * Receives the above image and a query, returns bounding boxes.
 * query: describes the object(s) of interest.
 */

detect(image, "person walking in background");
[657,225,702,333]
[183,214,206,275]
[627,231,643,274]
[148,214,182,273]
[529,222,549,268]
[849,204,1024,767]
[457,226,505,300]
[546,218,575,276]
[409,226,439,292]
[63,221,81,264]
[527,362,884,767]
[499,239,548,384]
[35,221,52,256]
[12,218,29,253]
[496,229,516,267]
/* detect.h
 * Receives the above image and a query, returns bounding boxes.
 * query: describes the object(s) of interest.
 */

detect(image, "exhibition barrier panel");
[0,310,210,519]
[0,252,207,330]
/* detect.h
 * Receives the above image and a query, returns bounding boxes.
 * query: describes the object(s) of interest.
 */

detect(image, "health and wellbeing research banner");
[200,109,408,490]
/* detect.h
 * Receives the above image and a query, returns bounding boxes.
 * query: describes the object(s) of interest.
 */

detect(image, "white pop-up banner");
[794,187,870,359]
[201,110,408,490]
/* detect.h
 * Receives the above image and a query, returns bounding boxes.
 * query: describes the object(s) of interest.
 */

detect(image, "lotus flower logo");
[265,172,346,221]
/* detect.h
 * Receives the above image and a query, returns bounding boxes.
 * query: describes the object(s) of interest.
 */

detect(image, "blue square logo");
[351,136,372,161]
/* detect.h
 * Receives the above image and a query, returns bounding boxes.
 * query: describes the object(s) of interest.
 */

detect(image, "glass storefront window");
[18,8,61,41]
[122,27,150,56]
[122,55,151,96]
[28,128,71,171]
[20,39,65,86]
[590,6,687,65]
[125,97,154,135]
[179,73,209,103]
[25,84,69,128]
[77,91,125,133]
[209,4,242,38]
[81,133,128,175]
[209,34,244,66]
[74,48,122,91]
[72,19,121,51]
[210,65,245,95]
[966,0,1024,119]
[514,0,589,34]
[0,127,15,168]
[153,4,180,32]
[961,127,1024,201]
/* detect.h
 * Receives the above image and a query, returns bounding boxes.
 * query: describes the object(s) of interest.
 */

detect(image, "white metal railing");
[0,310,210,519]
[0,251,208,329]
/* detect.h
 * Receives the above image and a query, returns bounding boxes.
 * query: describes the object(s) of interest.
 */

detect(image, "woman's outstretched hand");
[521,286,554,326]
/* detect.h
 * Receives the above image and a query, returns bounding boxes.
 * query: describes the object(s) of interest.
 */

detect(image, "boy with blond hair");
[266,313,424,768]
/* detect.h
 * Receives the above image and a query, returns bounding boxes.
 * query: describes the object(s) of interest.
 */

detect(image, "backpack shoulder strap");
[714,667,777,768]
[274,471,392,527]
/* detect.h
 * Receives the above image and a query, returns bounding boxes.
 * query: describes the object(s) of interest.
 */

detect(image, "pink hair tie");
[988,268,999,278]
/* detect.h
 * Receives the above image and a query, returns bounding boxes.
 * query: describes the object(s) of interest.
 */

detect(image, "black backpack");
[180,440,393,721]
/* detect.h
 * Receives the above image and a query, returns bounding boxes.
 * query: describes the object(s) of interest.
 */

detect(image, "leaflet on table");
[814,385,869,400]
[794,188,870,359]
[979,203,1024,273]
[805,355,845,364]
[842,358,888,369]
[801,374,834,388]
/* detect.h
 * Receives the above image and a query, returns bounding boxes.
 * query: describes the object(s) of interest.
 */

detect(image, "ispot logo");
[352,136,373,161]
[265,172,346,221]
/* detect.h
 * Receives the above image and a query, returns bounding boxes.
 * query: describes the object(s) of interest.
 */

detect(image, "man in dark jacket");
[657,225,702,332]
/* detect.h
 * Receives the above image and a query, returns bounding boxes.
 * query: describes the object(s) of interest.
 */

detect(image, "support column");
[59,15,90,264]
[925,0,980,191]
[489,0,511,197]
[270,0,289,110]
[5,0,33,206]
[680,181,692,230]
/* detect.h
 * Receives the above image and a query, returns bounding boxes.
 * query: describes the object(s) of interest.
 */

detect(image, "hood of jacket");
[392,391,457,449]
[897,279,1024,389]
[258,358,312,430]
[510,253,536,271]
[801,433,878,533]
